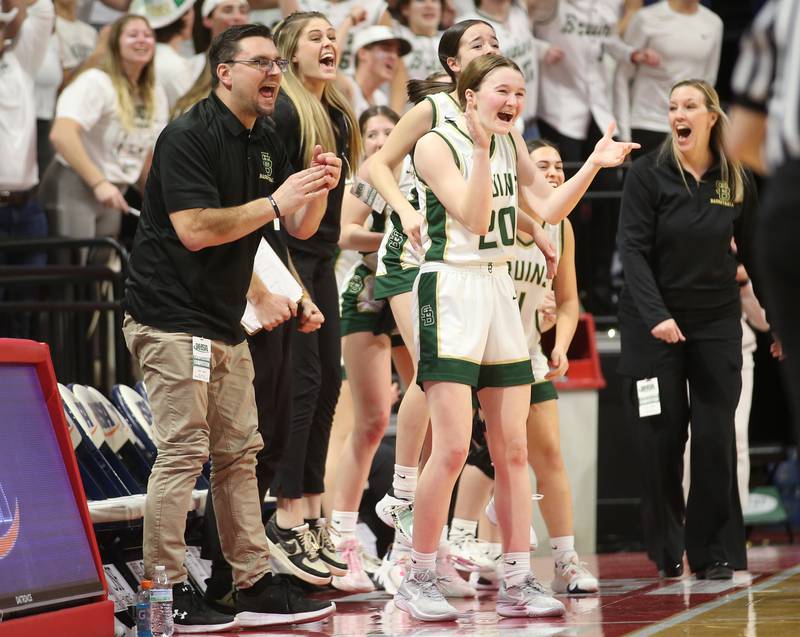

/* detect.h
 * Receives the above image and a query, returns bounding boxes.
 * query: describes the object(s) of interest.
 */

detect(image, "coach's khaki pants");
[123,315,270,587]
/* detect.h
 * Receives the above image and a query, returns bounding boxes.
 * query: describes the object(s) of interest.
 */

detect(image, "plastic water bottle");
[135,580,152,637]
[150,566,174,637]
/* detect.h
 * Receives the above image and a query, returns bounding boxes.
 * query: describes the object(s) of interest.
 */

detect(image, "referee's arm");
[728,0,777,174]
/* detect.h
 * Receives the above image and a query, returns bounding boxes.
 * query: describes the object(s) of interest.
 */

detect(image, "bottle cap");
[141,579,152,589]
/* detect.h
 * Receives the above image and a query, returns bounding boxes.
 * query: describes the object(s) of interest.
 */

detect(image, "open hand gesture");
[588,122,640,168]
[464,92,490,151]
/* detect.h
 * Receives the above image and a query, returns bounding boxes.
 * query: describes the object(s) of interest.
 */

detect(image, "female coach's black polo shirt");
[617,149,758,332]
[124,92,293,345]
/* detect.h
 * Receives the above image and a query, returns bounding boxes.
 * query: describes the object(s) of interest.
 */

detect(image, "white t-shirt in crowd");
[155,43,202,112]
[458,2,547,125]
[0,0,54,190]
[298,0,388,74]
[34,34,64,120]
[613,1,723,138]
[56,15,98,70]
[351,78,388,120]
[396,24,442,83]
[534,0,625,139]
[55,68,168,184]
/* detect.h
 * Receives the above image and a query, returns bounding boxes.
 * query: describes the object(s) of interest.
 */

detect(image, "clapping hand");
[311,144,342,191]
[464,91,490,151]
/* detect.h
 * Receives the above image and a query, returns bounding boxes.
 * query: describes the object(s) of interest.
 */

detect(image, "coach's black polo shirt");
[124,92,292,344]
[618,149,758,331]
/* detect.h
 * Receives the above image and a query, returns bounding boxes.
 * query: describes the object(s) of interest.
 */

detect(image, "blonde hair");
[659,79,745,203]
[71,15,159,131]
[171,58,212,119]
[273,12,361,175]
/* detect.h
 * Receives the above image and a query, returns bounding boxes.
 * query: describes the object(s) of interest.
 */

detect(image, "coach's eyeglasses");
[225,58,290,74]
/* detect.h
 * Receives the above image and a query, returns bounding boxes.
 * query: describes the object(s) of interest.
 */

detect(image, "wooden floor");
[227,544,800,636]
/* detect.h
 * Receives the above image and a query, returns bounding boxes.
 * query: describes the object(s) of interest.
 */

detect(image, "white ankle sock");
[410,549,437,575]
[393,464,417,500]
[502,552,531,587]
[550,535,577,563]
[449,517,478,540]
[330,510,358,539]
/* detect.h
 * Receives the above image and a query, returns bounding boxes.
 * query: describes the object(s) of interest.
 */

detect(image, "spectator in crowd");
[0,0,54,339]
[192,0,249,63]
[614,0,723,154]
[122,22,340,631]
[393,0,444,82]
[263,10,361,587]
[130,0,200,111]
[55,0,98,82]
[348,25,410,118]
[729,0,799,443]
[617,79,759,580]
[42,14,167,257]
[33,26,62,179]
[533,0,658,314]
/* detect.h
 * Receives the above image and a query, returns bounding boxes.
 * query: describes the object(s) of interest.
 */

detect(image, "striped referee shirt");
[731,0,800,171]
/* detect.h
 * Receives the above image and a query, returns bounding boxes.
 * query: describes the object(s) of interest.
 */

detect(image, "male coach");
[122,23,341,632]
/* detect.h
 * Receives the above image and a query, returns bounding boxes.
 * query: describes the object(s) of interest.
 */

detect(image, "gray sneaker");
[496,573,566,618]
[394,569,458,622]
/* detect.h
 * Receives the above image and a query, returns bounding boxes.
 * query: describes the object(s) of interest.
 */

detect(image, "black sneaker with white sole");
[171,581,237,633]
[235,572,336,628]
[265,515,332,586]
[203,571,236,615]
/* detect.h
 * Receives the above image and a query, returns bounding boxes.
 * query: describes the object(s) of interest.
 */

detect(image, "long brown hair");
[659,79,745,203]
[273,11,361,175]
[71,14,158,131]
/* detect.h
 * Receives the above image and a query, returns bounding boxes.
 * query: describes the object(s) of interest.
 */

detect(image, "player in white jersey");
[367,18,638,588]
[327,106,414,593]
[457,0,549,136]
[394,0,444,82]
[393,55,565,622]
[451,140,598,595]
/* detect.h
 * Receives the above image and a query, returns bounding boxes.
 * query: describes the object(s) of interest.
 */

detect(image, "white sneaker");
[331,537,375,593]
[448,535,498,573]
[435,548,477,598]
[374,546,409,595]
[394,569,458,622]
[375,493,414,543]
[552,554,599,594]
[496,573,566,618]
[484,495,542,550]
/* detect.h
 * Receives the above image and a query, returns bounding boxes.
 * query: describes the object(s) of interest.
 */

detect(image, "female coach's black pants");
[271,249,342,498]
[619,313,747,573]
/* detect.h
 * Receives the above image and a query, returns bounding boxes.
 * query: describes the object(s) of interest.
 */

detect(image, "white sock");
[410,549,437,575]
[330,510,358,540]
[393,464,417,500]
[550,535,577,564]
[502,552,531,587]
[449,517,478,540]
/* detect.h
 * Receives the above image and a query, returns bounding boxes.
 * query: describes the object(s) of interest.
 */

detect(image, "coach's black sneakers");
[172,581,237,633]
[265,514,332,586]
[235,572,336,628]
[203,571,236,614]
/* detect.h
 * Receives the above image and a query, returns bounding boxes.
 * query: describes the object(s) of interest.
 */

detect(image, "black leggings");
[271,249,342,498]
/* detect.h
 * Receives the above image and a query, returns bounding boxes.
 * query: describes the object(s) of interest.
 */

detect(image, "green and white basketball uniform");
[412,121,533,388]
[512,221,565,403]
[339,191,397,337]
[374,91,463,300]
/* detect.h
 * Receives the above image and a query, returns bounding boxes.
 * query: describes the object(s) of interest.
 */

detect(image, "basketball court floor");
[213,544,800,636]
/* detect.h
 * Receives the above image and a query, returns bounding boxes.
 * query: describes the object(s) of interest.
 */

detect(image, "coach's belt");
[0,188,35,206]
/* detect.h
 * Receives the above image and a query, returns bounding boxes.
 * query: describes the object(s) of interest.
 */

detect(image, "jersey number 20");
[479,206,516,250]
